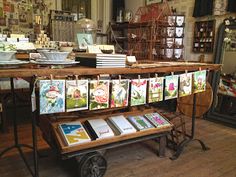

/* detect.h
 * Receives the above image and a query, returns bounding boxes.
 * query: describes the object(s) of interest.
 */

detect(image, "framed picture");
[77,33,93,50]
[146,0,163,5]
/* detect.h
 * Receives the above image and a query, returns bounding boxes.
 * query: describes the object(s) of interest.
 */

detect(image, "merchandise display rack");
[0,63,221,177]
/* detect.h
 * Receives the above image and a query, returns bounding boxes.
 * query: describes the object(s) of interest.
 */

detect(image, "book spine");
[84,121,99,140]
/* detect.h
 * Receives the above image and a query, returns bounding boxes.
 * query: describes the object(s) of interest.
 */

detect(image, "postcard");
[111,79,129,108]
[89,80,110,110]
[193,70,207,93]
[130,79,147,106]
[164,75,179,100]
[148,77,164,103]
[179,73,192,97]
[66,80,89,112]
[77,33,93,50]
[39,80,65,115]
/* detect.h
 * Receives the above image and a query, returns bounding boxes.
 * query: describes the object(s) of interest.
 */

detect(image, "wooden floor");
[0,119,236,177]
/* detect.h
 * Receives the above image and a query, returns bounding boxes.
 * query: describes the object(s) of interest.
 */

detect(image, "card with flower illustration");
[89,80,110,110]
[111,79,129,108]
[148,77,164,103]
[66,80,88,112]
[193,70,207,93]
[179,73,192,97]
[164,75,179,100]
[130,79,147,106]
[39,80,65,115]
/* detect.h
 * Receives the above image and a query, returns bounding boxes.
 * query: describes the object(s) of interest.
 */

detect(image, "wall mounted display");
[39,80,66,115]
[179,73,192,97]
[164,75,179,100]
[130,79,147,106]
[89,80,110,110]
[66,80,89,112]
[193,70,207,93]
[111,79,129,108]
[193,20,215,53]
[148,77,164,103]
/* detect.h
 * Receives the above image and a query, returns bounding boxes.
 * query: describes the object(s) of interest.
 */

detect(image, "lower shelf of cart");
[51,109,173,156]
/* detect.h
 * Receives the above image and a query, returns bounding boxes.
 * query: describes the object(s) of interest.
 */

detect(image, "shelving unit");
[193,20,215,53]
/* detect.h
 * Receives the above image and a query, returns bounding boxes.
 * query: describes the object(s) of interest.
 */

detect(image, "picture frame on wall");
[146,0,163,5]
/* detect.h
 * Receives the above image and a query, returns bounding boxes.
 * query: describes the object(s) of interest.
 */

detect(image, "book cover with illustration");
[111,79,129,108]
[179,73,192,97]
[58,121,91,146]
[85,119,114,139]
[128,115,154,131]
[144,112,171,128]
[130,79,147,106]
[193,70,207,93]
[89,80,110,110]
[66,80,88,112]
[148,77,164,103]
[39,80,65,114]
[164,75,179,100]
[108,115,136,134]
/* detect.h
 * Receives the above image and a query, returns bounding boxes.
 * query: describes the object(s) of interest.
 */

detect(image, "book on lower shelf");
[144,112,171,128]
[84,119,115,140]
[128,115,154,131]
[108,115,137,135]
[58,121,91,146]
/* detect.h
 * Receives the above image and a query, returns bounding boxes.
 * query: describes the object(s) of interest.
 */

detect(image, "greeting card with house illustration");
[66,80,88,112]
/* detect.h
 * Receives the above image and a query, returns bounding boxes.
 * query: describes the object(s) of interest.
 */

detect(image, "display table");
[0,62,221,177]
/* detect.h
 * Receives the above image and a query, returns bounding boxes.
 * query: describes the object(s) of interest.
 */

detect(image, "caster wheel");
[78,152,107,177]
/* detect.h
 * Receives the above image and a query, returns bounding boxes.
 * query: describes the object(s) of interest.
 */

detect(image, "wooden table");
[0,62,221,176]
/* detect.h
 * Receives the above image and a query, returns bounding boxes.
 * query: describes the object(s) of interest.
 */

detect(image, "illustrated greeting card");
[148,77,164,103]
[164,75,179,100]
[130,79,147,106]
[179,73,192,97]
[89,80,110,110]
[66,80,89,112]
[193,70,207,93]
[39,80,65,115]
[111,79,129,108]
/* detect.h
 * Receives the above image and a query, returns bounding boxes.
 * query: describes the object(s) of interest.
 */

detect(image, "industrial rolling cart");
[0,63,221,177]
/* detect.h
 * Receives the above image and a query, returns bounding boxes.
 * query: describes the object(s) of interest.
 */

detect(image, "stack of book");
[144,112,171,128]
[128,115,154,131]
[76,53,126,68]
[108,115,136,135]
[84,119,115,140]
[58,121,91,146]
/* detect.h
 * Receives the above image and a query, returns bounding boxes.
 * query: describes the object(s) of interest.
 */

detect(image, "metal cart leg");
[170,94,210,160]
[159,136,167,158]
[77,152,107,177]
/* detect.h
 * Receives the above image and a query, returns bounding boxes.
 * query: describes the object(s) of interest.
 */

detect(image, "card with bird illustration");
[130,79,147,106]
[111,79,129,108]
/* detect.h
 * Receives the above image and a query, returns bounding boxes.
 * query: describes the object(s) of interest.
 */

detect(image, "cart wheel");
[77,152,107,177]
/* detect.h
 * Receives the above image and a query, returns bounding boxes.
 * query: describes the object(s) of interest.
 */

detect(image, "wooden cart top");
[0,62,221,78]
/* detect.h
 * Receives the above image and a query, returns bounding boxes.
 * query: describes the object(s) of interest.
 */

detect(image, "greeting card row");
[39,70,207,115]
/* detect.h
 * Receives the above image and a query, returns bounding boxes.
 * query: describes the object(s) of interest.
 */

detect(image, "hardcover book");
[144,112,171,128]
[89,80,110,110]
[179,73,192,97]
[128,115,154,131]
[39,80,65,115]
[130,79,147,106]
[66,80,88,112]
[85,119,114,140]
[111,79,129,108]
[193,70,206,93]
[164,75,179,100]
[148,77,164,103]
[58,121,91,146]
[108,115,136,135]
